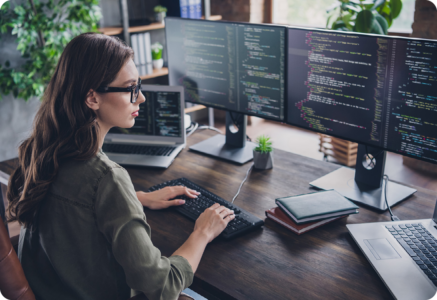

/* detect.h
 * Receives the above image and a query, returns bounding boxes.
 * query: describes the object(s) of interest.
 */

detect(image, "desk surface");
[1,130,437,300]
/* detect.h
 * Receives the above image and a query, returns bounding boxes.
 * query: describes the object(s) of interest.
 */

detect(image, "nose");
[138,91,146,104]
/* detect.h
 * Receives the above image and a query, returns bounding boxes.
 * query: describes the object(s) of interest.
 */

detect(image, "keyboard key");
[421,265,429,270]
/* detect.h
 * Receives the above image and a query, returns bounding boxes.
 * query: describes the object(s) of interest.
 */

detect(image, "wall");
[0,23,41,162]
[211,0,269,23]
[412,0,437,39]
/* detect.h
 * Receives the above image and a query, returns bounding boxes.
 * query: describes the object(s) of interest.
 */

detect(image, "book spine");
[180,0,188,18]
[144,32,153,74]
[266,212,300,235]
[195,0,202,19]
[188,0,196,19]
[138,33,146,76]
[131,34,140,70]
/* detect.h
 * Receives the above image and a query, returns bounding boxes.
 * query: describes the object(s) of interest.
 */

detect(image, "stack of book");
[266,190,359,235]
[131,32,153,76]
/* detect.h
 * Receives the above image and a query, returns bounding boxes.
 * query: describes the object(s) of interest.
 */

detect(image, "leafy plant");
[326,0,403,35]
[151,42,163,60]
[254,135,273,154]
[154,5,167,13]
[0,0,101,101]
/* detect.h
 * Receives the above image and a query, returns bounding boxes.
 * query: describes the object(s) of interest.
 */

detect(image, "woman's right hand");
[194,203,235,243]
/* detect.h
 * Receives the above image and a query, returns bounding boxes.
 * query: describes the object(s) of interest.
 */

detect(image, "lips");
[132,110,139,116]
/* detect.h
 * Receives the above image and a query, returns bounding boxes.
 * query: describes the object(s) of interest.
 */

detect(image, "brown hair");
[7,33,134,228]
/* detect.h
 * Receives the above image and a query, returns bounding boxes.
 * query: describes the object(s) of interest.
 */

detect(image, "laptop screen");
[108,90,182,137]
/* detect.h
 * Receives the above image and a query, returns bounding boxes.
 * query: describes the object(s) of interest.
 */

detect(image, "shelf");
[99,16,222,36]
[140,67,168,80]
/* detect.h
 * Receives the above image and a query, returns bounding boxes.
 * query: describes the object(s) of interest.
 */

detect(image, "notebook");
[266,207,347,235]
[275,190,359,224]
[103,85,185,168]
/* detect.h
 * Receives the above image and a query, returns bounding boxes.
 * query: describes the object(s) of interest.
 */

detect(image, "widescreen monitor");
[286,27,437,210]
[165,17,286,163]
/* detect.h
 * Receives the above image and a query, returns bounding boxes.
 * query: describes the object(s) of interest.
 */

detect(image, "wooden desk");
[1,130,437,300]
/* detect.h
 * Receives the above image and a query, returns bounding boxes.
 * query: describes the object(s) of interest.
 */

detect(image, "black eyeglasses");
[96,78,142,103]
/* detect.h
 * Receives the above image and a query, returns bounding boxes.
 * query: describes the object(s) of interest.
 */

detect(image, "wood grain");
[1,130,436,299]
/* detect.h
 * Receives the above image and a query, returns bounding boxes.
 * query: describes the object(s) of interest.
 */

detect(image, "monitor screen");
[166,17,286,121]
[108,90,182,137]
[287,28,437,164]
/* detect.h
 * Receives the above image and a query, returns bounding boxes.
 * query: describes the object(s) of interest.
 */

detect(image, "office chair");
[0,217,194,300]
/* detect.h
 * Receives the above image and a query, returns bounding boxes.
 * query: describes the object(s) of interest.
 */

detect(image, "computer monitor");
[286,27,437,210]
[165,17,286,163]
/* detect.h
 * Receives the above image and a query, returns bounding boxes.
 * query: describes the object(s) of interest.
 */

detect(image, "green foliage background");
[327,0,403,34]
[0,0,101,101]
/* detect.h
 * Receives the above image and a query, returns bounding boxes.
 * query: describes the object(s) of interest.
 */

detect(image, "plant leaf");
[354,10,375,33]
[390,0,402,19]
[374,12,388,34]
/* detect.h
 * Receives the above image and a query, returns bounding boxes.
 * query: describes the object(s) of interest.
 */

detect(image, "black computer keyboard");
[102,143,176,156]
[386,223,437,286]
[148,178,264,239]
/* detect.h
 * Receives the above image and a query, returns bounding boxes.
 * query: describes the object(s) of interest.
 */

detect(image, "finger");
[184,187,200,199]
[209,203,220,210]
[219,208,234,217]
[166,199,186,207]
[224,214,236,222]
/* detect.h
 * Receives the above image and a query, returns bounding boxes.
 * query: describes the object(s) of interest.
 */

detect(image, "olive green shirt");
[18,149,193,300]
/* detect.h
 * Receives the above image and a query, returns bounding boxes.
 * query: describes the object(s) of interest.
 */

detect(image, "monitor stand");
[189,112,256,164]
[310,144,416,211]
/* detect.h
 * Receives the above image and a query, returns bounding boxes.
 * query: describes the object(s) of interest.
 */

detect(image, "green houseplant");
[151,42,164,70]
[326,0,403,34]
[253,135,273,170]
[154,5,167,24]
[0,0,101,101]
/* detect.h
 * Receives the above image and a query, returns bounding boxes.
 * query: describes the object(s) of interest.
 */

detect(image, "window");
[273,0,414,33]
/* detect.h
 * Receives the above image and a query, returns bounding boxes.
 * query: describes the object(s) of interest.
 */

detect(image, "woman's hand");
[193,203,235,243]
[136,186,199,210]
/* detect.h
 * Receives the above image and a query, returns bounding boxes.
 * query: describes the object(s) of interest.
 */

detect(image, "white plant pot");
[152,58,163,70]
[253,150,273,170]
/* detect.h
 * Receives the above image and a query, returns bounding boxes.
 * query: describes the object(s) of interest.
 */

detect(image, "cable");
[186,122,199,137]
[383,174,400,221]
[232,163,254,204]
[197,125,223,134]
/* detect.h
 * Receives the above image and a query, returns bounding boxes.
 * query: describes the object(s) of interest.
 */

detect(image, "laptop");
[103,85,185,168]
[347,201,437,300]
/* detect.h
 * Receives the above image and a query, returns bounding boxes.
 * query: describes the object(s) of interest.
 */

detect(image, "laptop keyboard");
[386,223,437,286]
[102,144,176,156]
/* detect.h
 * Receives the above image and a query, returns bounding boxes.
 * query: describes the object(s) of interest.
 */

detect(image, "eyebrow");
[122,79,137,85]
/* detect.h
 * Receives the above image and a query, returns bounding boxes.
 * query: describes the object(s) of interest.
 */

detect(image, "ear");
[85,89,100,111]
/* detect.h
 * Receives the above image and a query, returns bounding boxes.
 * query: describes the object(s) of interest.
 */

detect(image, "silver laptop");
[103,85,185,168]
[348,202,437,300]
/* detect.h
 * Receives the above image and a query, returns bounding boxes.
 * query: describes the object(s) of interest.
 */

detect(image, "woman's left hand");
[136,186,200,210]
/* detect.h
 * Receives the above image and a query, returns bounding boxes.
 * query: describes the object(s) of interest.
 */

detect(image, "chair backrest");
[0,218,36,300]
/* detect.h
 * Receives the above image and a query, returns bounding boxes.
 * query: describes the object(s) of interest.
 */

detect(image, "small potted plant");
[154,5,167,24]
[253,135,273,169]
[151,42,164,70]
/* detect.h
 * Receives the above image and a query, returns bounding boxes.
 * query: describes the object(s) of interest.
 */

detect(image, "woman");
[7,33,235,300]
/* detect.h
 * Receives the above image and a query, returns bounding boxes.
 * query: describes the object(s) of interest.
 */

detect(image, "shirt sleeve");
[94,166,194,300]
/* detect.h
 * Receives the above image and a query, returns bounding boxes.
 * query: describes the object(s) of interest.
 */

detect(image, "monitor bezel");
[284,26,437,165]
[165,16,288,123]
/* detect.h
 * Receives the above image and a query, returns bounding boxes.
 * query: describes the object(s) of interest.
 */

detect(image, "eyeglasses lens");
[132,79,141,103]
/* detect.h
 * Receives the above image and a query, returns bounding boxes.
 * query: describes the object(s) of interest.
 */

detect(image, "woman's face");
[94,59,145,131]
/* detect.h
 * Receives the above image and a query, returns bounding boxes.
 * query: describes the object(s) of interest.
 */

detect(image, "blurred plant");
[326,0,403,34]
[153,5,167,13]
[151,42,163,60]
[254,135,273,154]
[0,0,101,101]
